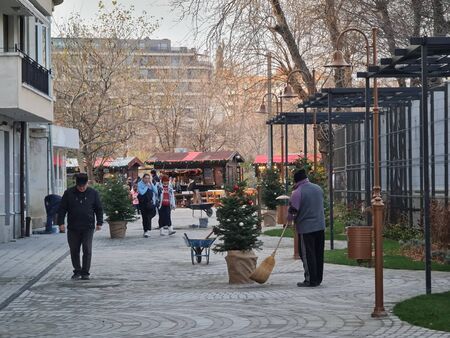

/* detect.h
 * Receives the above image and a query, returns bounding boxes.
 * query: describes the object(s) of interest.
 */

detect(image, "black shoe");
[81,275,90,280]
[297,281,318,287]
[71,274,81,280]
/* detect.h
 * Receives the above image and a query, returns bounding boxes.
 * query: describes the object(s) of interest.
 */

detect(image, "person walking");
[288,169,326,287]
[157,175,176,236]
[138,173,157,238]
[57,173,103,280]
[130,184,140,215]
[151,169,161,185]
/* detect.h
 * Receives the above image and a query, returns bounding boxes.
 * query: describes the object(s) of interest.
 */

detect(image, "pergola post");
[364,78,372,225]
[421,41,431,295]
[445,84,449,206]
[304,107,308,158]
[269,123,274,167]
[284,116,289,193]
[328,93,334,250]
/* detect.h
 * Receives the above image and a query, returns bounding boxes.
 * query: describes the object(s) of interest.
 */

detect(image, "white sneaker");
[168,226,176,236]
[144,231,150,238]
[160,227,168,236]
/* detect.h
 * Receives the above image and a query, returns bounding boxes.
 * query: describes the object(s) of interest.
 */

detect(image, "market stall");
[147,151,244,207]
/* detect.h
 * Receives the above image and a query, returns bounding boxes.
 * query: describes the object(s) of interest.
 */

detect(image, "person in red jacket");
[157,175,176,236]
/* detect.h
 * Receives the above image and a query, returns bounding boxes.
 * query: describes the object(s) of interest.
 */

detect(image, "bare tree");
[53,1,158,180]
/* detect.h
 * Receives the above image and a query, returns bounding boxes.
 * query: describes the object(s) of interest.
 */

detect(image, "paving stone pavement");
[0,209,449,338]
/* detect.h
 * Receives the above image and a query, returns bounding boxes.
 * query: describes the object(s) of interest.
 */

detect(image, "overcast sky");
[52,0,199,47]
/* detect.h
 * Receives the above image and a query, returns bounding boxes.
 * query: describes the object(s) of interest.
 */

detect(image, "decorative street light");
[255,92,284,182]
[281,69,318,173]
[326,27,387,318]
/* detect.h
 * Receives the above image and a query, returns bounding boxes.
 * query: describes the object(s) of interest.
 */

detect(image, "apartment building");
[0,0,79,243]
[52,37,214,153]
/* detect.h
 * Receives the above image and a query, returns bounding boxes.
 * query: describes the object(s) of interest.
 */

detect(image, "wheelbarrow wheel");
[206,208,213,217]
[194,247,203,263]
[190,248,195,265]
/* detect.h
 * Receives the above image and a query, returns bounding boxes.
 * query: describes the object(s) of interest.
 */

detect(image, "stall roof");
[254,153,321,165]
[109,157,144,168]
[66,157,144,169]
[298,87,422,109]
[148,151,245,163]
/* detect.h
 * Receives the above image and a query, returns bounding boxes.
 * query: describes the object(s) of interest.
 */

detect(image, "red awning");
[148,151,244,163]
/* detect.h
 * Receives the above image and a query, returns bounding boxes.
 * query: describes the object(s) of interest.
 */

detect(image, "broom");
[250,224,289,284]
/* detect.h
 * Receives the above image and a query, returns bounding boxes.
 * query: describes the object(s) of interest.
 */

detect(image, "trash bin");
[276,195,290,225]
[199,217,209,228]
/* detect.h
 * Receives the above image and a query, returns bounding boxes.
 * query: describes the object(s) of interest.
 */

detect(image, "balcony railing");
[16,47,50,96]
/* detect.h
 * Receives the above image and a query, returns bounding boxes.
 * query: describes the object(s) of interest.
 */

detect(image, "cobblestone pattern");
[0,234,68,309]
[0,211,449,337]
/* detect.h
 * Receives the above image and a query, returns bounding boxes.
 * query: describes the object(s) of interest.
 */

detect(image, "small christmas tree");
[100,178,137,222]
[260,168,284,210]
[214,181,262,252]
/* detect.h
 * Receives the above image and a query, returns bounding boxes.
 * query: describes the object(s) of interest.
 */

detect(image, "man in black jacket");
[57,173,103,280]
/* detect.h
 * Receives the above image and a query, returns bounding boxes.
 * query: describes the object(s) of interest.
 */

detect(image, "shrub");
[260,168,284,210]
[430,199,450,250]
[384,222,422,242]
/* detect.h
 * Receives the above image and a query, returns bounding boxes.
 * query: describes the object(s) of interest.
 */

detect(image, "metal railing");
[15,46,50,96]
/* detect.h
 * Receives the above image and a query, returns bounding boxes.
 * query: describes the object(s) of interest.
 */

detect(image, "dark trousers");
[67,228,95,276]
[141,207,156,231]
[298,230,325,286]
[45,214,55,233]
[158,205,172,228]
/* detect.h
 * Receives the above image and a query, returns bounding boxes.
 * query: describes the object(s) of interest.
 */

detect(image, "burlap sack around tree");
[225,250,257,284]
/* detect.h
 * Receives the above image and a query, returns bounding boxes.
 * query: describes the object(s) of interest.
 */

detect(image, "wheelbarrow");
[187,202,214,217]
[183,232,216,265]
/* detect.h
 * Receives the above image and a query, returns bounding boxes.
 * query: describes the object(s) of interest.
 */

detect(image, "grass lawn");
[263,220,347,241]
[323,239,450,272]
[393,291,450,332]
[264,228,450,272]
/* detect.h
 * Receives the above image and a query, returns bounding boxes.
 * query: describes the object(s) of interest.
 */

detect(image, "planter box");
[225,250,257,284]
[108,221,127,239]
[276,205,288,225]
[263,210,276,227]
[347,226,372,260]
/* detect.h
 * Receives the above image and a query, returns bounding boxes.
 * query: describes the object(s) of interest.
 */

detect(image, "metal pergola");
[298,87,422,227]
[267,87,422,249]
[357,36,450,294]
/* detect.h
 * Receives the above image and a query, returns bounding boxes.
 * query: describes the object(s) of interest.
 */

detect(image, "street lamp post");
[256,93,283,177]
[281,69,318,173]
[326,27,387,318]
[280,69,316,261]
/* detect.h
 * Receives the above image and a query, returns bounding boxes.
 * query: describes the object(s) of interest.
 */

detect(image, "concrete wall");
[0,118,22,243]
[28,127,50,228]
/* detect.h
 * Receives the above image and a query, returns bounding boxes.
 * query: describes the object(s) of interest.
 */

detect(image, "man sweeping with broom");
[288,169,326,288]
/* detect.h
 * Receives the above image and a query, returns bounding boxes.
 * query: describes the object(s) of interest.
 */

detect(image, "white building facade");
[0,0,68,243]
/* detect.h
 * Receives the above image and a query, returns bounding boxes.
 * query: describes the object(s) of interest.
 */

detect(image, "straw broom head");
[249,253,275,284]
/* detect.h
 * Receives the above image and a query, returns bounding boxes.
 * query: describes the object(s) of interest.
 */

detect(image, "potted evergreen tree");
[214,181,262,284]
[260,168,284,227]
[100,178,137,239]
